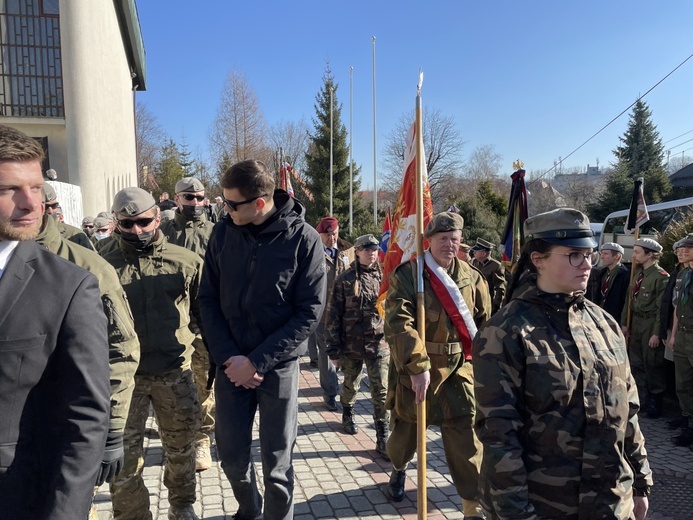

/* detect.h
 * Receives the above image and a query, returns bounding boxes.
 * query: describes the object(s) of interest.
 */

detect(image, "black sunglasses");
[83,225,94,229]
[117,216,156,229]
[221,194,267,212]
[181,194,205,202]
[95,228,109,233]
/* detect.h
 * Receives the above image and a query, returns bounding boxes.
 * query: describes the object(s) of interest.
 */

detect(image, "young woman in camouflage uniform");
[472,208,652,520]
[326,234,390,459]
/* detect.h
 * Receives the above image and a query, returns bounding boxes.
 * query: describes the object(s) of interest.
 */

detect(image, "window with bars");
[0,0,63,117]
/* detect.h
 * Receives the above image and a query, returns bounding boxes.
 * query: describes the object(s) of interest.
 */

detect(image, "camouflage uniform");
[100,231,202,519]
[621,262,669,403]
[473,276,652,519]
[384,256,490,504]
[35,216,140,520]
[472,256,507,313]
[161,209,216,454]
[326,260,390,427]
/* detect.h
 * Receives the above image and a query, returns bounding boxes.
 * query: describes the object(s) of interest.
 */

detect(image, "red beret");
[316,216,339,233]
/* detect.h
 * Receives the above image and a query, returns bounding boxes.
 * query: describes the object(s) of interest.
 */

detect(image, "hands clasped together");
[223,355,264,389]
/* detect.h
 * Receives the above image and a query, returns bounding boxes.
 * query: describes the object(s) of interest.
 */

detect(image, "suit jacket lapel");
[0,241,37,329]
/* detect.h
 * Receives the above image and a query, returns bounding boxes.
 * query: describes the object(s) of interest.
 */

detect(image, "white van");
[599,197,693,262]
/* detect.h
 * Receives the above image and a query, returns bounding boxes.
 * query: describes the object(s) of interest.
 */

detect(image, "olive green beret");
[354,234,380,250]
[634,237,662,253]
[93,216,111,229]
[175,177,205,194]
[111,187,156,217]
[524,208,597,248]
[424,212,464,238]
[42,183,57,203]
[678,234,693,248]
[600,242,624,255]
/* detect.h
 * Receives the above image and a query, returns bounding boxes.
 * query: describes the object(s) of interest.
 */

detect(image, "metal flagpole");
[350,66,354,235]
[372,36,377,224]
[415,69,427,520]
[330,85,334,216]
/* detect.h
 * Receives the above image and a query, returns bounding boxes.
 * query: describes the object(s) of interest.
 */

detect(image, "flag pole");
[415,69,427,520]
[625,177,646,332]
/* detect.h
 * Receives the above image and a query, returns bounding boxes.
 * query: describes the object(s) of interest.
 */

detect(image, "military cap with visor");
[524,208,597,249]
[424,211,464,238]
[175,177,205,194]
[600,242,624,255]
[354,234,380,250]
[474,238,495,251]
[111,187,157,217]
[634,237,663,253]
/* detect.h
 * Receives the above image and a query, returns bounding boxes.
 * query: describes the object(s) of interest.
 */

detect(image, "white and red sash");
[422,251,477,360]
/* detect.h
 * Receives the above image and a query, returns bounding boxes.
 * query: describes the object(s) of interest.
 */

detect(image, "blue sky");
[136,1,693,187]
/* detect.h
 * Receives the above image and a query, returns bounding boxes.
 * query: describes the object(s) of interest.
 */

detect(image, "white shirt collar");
[0,240,20,281]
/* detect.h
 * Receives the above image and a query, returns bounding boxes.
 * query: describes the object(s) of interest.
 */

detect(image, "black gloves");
[95,429,125,486]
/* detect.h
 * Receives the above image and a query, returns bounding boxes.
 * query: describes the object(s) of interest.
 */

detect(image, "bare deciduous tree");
[135,102,165,188]
[209,68,270,171]
[268,118,310,174]
[381,108,465,206]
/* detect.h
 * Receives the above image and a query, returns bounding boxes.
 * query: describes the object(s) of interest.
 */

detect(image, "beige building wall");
[60,0,138,217]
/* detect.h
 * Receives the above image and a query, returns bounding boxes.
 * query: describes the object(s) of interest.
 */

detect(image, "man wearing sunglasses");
[200,160,326,520]
[160,177,217,472]
[99,187,204,520]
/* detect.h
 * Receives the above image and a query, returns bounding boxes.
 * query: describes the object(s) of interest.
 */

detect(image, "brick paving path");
[94,360,693,519]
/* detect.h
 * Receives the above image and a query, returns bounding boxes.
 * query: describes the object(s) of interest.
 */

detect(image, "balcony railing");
[0,3,63,118]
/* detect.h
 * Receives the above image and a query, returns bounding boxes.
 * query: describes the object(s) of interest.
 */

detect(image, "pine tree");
[588,100,671,222]
[303,66,370,232]
[154,139,185,199]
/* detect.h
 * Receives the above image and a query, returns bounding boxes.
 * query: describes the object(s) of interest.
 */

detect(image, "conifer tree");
[588,100,671,222]
[303,66,369,235]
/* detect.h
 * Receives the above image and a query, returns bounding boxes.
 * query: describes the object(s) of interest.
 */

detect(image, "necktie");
[601,271,611,297]
[633,272,644,298]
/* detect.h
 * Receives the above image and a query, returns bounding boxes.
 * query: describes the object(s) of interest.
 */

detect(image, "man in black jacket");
[594,242,630,322]
[200,160,326,520]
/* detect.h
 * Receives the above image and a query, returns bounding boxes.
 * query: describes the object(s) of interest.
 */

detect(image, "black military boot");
[671,424,693,447]
[668,415,687,430]
[375,422,390,461]
[387,469,406,502]
[645,393,663,419]
[342,405,358,435]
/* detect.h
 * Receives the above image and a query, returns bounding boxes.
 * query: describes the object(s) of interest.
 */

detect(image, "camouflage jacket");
[384,256,490,426]
[621,262,669,335]
[35,216,139,435]
[472,276,652,519]
[472,257,507,312]
[326,260,388,360]
[159,209,214,260]
[320,239,355,325]
[99,230,202,375]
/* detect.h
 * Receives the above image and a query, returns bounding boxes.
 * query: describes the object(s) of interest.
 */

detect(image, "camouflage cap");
[475,238,494,251]
[678,234,693,248]
[82,216,94,226]
[424,212,464,238]
[93,216,111,229]
[42,183,57,203]
[354,234,380,250]
[111,187,156,217]
[600,242,624,255]
[634,237,663,253]
[524,208,597,248]
[175,177,205,194]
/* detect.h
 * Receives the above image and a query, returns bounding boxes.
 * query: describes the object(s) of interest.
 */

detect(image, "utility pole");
[372,35,377,224]
[330,85,334,216]
[349,66,354,235]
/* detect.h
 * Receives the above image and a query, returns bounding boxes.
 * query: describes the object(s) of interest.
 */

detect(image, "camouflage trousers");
[110,367,200,520]
[340,354,390,425]
[629,317,666,399]
[192,335,215,447]
[675,329,693,416]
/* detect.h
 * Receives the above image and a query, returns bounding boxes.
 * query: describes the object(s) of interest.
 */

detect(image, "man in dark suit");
[0,124,110,519]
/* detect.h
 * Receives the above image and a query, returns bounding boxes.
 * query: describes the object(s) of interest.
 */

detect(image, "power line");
[664,129,693,144]
[667,137,693,152]
[528,51,693,187]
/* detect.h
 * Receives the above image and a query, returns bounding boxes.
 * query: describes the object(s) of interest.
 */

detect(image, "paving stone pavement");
[94,361,693,519]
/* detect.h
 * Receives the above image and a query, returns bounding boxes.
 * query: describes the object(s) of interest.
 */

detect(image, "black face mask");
[181,205,205,220]
[120,229,156,250]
